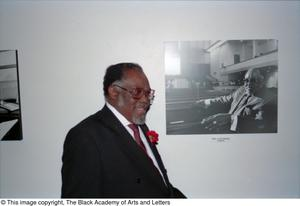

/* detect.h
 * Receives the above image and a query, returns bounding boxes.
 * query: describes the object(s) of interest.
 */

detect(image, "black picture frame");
[0,50,23,141]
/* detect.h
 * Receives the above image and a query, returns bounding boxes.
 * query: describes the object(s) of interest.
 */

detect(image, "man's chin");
[133,115,146,125]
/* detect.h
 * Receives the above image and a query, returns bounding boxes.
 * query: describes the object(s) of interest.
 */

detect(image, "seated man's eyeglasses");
[244,79,258,84]
[113,84,155,102]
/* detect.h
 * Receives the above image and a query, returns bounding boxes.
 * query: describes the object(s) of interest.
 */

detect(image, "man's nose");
[138,92,150,103]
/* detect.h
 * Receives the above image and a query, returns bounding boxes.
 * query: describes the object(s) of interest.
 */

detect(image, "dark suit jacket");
[61,105,185,198]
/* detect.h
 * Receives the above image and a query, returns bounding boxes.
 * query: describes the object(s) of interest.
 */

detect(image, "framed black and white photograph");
[0,50,22,141]
[165,40,278,135]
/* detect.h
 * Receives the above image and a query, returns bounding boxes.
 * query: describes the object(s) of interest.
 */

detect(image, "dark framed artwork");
[165,40,278,135]
[0,50,22,140]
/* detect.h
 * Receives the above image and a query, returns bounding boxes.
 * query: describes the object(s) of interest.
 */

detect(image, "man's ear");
[108,85,119,100]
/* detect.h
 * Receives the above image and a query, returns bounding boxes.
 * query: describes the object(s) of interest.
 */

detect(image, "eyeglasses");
[113,84,155,101]
[244,79,259,84]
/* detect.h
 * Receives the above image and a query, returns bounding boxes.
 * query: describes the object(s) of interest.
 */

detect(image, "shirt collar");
[106,102,131,127]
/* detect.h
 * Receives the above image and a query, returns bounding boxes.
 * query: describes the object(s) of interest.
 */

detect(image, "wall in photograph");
[165,40,278,135]
[0,50,22,141]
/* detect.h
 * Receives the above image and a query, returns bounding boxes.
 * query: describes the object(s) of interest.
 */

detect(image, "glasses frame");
[113,84,155,102]
[244,79,260,85]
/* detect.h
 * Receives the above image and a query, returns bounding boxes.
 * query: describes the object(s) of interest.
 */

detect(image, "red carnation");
[147,130,159,145]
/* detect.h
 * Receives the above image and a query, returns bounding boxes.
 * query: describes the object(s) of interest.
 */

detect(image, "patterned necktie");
[128,124,147,152]
[128,124,166,183]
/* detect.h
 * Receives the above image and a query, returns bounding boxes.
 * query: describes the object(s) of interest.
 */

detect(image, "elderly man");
[195,68,266,133]
[61,63,185,198]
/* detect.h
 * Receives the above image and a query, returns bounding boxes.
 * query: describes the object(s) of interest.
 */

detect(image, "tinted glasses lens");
[131,88,143,98]
[131,88,155,100]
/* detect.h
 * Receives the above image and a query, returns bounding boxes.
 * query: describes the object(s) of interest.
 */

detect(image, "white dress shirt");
[106,102,165,181]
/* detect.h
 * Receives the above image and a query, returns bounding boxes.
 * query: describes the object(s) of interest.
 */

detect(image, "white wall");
[0,0,299,198]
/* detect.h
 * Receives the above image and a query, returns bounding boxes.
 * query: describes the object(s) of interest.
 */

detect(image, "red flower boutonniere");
[147,130,159,145]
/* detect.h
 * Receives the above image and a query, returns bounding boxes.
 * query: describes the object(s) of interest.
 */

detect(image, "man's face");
[244,70,264,95]
[114,69,152,125]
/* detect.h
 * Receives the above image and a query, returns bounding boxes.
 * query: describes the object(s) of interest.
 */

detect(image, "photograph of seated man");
[165,40,278,134]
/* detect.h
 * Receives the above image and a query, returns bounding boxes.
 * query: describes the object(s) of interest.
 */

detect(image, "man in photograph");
[194,67,270,133]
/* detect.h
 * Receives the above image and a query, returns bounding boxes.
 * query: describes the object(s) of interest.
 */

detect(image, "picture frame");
[0,50,23,140]
[165,40,278,135]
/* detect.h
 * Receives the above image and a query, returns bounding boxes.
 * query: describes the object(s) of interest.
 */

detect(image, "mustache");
[136,102,150,111]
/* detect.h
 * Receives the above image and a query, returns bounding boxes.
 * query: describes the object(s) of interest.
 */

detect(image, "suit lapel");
[140,125,172,190]
[96,106,167,188]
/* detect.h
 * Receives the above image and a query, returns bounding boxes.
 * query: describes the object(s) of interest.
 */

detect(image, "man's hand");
[193,99,208,109]
[201,113,231,131]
